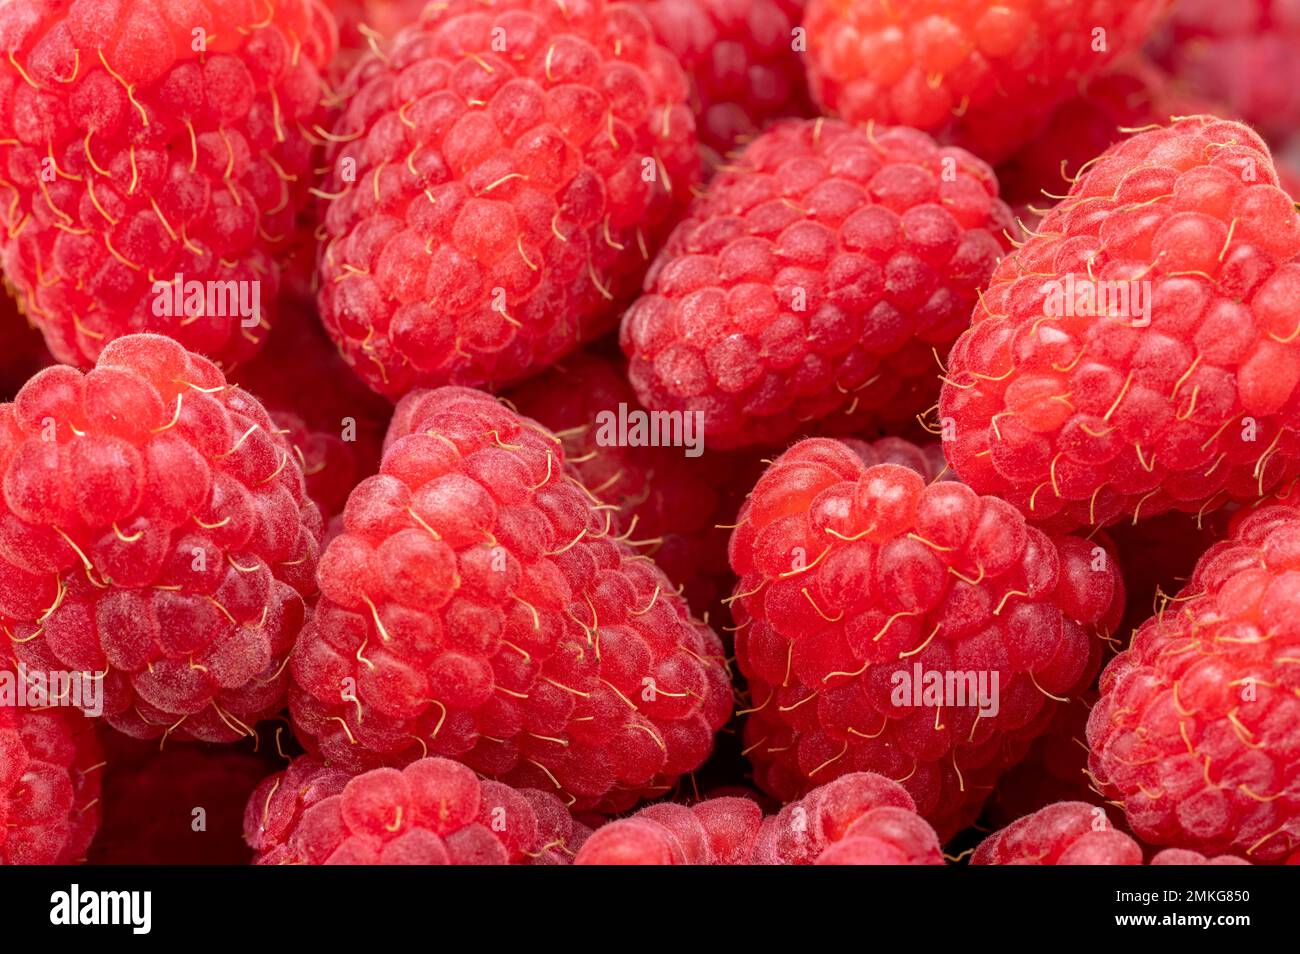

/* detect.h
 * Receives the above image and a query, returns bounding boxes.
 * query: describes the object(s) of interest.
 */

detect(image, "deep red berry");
[1088,503,1300,863]
[0,701,101,864]
[729,437,1123,838]
[316,0,699,398]
[802,0,1172,163]
[621,118,1012,449]
[0,334,322,742]
[941,117,1300,531]
[0,0,336,368]
[244,754,588,864]
[289,386,732,813]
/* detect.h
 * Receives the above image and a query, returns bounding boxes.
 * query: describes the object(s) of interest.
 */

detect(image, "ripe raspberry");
[973,801,1249,864]
[1152,0,1300,145]
[289,386,732,813]
[621,118,1013,450]
[89,732,275,864]
[244,754,588,864]
[0,0,336,369]
[1088,503,1300,863]
[0,334,323,742]
[639,0,811,166]
[751,771,943,864]
[235,301,391,519]
[729,437,1123,838]
[316,0,699,398]
[802,0,1172,163]
[575,793,763,863]
[0,701,102,864]
[940,117,1300,532]
[508,348,748,616]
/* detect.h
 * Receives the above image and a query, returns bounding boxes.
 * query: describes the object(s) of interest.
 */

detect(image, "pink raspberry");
[289,386,732,813]
[244,754,588,864]
[729,437,1124,838]
[940,117,1300,532]
[621,118,1013,450]
[639,0,811,166]
[973,801,1250,864]
[0,701,102,864]
[316,0,699,398]
[1088,503,1300,863]
[0,0,336,369]
[575,793,764,864]
[802,0,1173,163]
[0,334,323,742]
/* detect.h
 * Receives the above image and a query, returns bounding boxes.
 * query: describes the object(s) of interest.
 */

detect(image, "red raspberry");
[89,732,275,864]
[640,0,811,166]
[621,118,1013,450]
[1088,503,1300,863]
[244,754,588,864]
[750,771,943,864]
[316,0,699,398]
[940,117,1300,532]
[0,702,102,864]
[575,793,764,863]
[0,0,336,369]
[1153,0,1300,145]
[729,437,1123,838]
[235,302,391,519]
[802,0,1171,163]
[508,348,751,616]
[289,386,732,813]
[0,334,323,742]
[973,801,1250,864]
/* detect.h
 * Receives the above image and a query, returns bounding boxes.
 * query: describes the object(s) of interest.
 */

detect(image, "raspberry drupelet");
[316,0,700,399]
[244,754,588,864]
[973,801,1249,865]
[621,118,1013,450]
[0,0,337,369]
[0,334,323,742]
[728,437,1124,839]
[940,116,1300,532]
[1088,503,1300,863]
[801,0,1173,164]
[289,386,732,813]
[0,701,102,864]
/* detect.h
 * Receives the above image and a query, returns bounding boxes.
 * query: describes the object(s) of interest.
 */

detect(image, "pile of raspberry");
[0,0,1296,875]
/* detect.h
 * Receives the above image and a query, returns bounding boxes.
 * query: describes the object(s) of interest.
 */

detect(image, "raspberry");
[1153,0,1300,145]
[289,386,732,813]
[244,754,588,864]
[973,801,1250,864]
[639,0,811,166]
[0,0,336,369]
[1088,503,1300,863]
[508,348,749,615]
[0,334,323,742]
[802,0,1172,163]
[89,732,275,864]
[316,0,699,398]
[621,118,1013,450]
[0,701,102,864]
[729,437,1124,838]
[940,116,1300,532]
[235,302,391,519]
[575,793,764,863]
[750,771,943,864]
